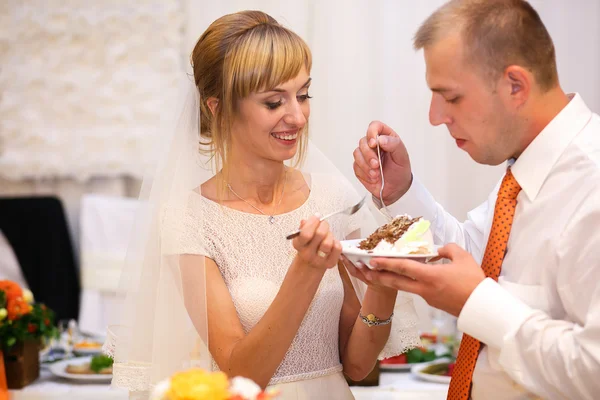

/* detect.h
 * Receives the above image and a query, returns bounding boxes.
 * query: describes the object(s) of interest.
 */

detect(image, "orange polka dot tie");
[447,169,521,400]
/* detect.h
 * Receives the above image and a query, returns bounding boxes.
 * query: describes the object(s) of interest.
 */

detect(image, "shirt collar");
[510,93,592,201]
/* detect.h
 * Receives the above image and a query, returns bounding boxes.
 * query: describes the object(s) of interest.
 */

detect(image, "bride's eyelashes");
[265,93,313,110]
[297,94,313,103]
[266,100,283,110]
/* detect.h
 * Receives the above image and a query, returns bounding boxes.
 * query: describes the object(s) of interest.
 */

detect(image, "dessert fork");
[376,135,392,218]
[285,195,368,240]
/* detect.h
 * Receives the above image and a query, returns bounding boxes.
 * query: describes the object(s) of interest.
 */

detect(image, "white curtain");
[186,0,600,219]
[1,0,598,257]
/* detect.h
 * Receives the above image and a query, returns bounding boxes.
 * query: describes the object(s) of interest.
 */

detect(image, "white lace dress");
[184,173,420,399]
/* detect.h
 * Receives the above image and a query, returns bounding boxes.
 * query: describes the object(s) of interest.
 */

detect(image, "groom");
[348,0,600,399]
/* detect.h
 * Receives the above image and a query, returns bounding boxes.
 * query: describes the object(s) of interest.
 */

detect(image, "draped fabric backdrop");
[1,0,599,256]
[186,0,598,221]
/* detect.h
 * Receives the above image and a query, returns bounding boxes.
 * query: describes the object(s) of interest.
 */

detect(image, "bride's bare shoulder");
[287,168,311,195]
[197,176,219,201]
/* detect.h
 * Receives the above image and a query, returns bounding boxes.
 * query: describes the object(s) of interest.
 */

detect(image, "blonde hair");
[190,10,312,186]
[414,0,558,91]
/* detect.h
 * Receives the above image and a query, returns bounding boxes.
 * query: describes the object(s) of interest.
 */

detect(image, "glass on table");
[57,319,81,358]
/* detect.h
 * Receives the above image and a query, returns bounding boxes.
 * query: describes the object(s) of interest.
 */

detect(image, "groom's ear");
[502,66,530,110]
[206,97,219,116]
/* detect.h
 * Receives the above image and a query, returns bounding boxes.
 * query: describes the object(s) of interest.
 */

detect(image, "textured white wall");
[0,1,185,181]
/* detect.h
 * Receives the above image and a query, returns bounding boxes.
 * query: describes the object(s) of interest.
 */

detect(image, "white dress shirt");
[386,93,600,399]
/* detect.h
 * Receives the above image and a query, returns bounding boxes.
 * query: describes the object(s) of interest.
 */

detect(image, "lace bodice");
[195,173,360,384]
[107,172,420,391]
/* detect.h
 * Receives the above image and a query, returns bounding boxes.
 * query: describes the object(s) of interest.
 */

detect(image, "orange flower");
[27,323,37,333]
[7,297,30,321]
[0,280,23,303]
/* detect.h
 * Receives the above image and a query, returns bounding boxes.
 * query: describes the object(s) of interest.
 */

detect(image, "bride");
[106,10,421,400]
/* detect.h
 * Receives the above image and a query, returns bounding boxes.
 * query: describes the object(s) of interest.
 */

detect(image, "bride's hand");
[340,255,396,295]
[292,215,342,270]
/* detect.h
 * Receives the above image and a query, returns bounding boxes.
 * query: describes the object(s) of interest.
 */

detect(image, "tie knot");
[499,169,521,200]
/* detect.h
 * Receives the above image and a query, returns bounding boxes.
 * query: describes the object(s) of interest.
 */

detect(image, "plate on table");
[341,239,440,269]
[73,340,104,356]
[380,361,431,371]
[49,356,112,382]
[380,348,445,372]
[410,358,453,384]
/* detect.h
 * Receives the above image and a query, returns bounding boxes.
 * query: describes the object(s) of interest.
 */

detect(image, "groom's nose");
[429,93,452,126]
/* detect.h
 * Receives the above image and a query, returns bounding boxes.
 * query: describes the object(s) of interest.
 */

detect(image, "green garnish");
[421,362,451,375]
[90,354,114,373]
[400,219,431,242]
[405,347,437,363]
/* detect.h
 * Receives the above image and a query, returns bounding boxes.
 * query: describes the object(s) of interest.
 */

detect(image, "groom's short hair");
[414,0,559,91]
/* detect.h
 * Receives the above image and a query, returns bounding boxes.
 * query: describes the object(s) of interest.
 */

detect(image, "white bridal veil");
[103,75,423,396]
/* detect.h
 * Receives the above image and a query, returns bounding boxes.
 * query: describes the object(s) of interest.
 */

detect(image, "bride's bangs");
[225,24,312,99]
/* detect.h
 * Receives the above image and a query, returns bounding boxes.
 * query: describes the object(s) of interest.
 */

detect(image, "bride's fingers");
[324,240,342,268]
[316,232,334,257]
[306,220,330,254]
[293,216,320,248]
[342,258,369,282]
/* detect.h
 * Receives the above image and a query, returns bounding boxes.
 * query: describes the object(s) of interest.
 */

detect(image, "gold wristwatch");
[360,312,394,327]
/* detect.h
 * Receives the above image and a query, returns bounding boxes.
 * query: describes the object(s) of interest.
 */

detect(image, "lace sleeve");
[161,196,208,256]
[378,292,421,359]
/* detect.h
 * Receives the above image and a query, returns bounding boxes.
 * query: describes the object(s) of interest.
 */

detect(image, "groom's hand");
[353,121,413,205]
[363,244,486,317]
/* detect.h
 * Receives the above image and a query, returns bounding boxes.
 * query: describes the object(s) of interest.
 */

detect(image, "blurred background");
[0,0,599,338]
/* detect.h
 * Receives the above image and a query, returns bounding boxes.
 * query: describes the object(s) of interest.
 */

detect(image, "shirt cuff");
[374,176,438,222]
[457,278,535,349]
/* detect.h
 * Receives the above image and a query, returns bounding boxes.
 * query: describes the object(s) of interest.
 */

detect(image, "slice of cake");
[359,215,434,255]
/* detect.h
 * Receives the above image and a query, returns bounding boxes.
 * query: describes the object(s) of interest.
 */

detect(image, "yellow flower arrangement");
[151,368,279,400]
[167,369,230,400]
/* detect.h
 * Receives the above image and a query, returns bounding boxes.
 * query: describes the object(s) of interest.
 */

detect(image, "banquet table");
[10,369,449,399]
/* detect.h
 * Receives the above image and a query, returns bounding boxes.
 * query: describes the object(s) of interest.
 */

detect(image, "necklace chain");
[226,170,288,223]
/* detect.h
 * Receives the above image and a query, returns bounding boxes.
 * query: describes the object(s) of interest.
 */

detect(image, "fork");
[285,195,368,240]
[376,135,392,218]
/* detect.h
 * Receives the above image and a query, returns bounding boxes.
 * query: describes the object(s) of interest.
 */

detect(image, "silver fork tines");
[285,195,368,240]
[376,135,391,218]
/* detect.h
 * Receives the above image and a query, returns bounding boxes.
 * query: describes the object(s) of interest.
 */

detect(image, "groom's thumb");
[437,243,462,260]
[378,135,401,152]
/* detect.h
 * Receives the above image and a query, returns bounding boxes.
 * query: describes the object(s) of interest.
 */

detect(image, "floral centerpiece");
[150,368,279,400]
[0,280,58,390]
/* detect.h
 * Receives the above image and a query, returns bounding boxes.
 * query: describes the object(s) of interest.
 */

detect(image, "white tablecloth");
[10,370,448,399]
[352,372,448,399]
[10,368,127,400]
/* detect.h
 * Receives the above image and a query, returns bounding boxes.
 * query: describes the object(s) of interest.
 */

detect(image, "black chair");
[0,196,80,322]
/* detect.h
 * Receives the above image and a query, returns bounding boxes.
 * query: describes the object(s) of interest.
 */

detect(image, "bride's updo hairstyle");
[191,10,312,181]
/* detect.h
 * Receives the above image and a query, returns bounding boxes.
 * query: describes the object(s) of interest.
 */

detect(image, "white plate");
[341,239,440,269]
[380,361,431,371]
[73,347,103,356]
[49,356,112,382]
[410,358,452,384]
